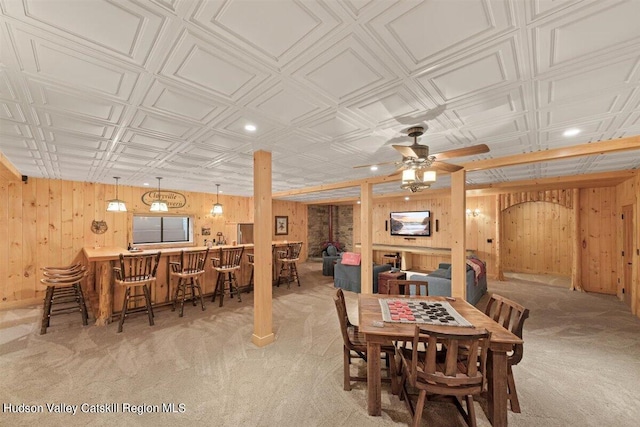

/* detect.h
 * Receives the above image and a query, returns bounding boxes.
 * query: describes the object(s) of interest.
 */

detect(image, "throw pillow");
[341,252,361,266]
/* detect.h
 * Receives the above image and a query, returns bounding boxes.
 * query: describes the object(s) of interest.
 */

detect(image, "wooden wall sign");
[141,191,187,209]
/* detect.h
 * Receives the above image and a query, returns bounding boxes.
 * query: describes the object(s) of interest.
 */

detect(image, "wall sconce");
[466,208,480,217]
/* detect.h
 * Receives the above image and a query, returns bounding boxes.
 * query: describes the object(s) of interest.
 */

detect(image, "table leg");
[487,349,508,427]
[367,341,382,416]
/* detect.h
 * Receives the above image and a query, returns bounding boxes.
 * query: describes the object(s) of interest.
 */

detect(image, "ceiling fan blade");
[353,160,396,169]
[433,144,489,161]
[392,144,429,159]
[430,161,463,172]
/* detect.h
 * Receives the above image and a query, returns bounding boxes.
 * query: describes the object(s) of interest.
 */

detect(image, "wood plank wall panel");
[502,202,572,276]
[580,187,617,294]
[0,178,308,307]
[353,195,497,277]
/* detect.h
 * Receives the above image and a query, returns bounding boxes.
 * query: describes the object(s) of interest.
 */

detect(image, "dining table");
[358,294,523,427]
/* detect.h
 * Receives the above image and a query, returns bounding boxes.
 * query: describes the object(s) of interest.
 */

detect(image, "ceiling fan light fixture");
[106,176,127,212]
[149,177,169,212]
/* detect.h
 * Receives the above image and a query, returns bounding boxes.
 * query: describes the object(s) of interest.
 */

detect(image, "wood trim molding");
[499,190,574,211]
[0,151,22,182]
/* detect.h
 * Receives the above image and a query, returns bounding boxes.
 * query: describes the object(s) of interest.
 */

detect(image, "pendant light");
[211,183,223,216]
[149,177,168,212]
[106,176,127,212]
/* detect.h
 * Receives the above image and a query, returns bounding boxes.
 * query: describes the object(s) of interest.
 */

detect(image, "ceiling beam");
[301,169,638,204]
[461,135,640,172]
[0,151,22,182]
[273,173,400,198]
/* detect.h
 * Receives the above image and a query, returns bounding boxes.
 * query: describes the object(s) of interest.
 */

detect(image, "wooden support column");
[571,188,583,291]
[451,170,466,299]
[95,260,112,325]
[360,182,373,294]
[495,194,504,281]
[252,150,275,347]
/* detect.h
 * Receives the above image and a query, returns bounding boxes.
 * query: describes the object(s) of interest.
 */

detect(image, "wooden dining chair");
[398,325,491,427]
[386,279,429,296]
[484,293,530,413]
[170,248,209,317]
[212,246,245,306]
[333,289,398,393]
[113,252,161,333]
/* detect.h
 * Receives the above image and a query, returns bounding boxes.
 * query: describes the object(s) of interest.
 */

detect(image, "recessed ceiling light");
[563,128,580,137]
[356,201,361,204]
[143,182,149,186]
[245,124,256,132]
[370,165,378,171]
[404,196,410,201]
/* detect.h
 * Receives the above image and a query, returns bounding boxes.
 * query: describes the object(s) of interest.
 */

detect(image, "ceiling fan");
[355,125,490,174]
[354,125,490,192]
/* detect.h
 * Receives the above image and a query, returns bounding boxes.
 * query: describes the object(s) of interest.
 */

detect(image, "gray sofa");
[333,261,392,293]
[407,261,487,306]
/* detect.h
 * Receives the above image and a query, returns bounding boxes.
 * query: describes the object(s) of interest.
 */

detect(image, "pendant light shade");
[106,176,127,212]
[211,184,223,216]
[150,177,169,212]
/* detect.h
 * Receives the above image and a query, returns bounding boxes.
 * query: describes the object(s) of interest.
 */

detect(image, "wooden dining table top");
[358,294,523,348]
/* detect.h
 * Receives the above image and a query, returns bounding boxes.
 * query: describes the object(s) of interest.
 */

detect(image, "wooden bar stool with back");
[113,252,161,333]
[277,242,302,288]
[212,246,245,307]
[170,248,209,317]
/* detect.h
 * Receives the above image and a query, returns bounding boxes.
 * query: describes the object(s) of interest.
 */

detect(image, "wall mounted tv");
[390,211,431,237]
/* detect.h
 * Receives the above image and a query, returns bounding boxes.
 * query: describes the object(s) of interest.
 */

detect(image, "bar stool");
[212,246,244,307]
[246,253,254,292]
[277,242,302,288]
[40,263,89,334]
[170,248,209,317]
[113,252,161,333]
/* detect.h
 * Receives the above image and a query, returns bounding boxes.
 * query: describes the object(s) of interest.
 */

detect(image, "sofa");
[407,260,487,306]
[333,261,392,293]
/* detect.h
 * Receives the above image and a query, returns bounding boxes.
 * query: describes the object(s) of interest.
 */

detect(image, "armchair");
[322,244,342,276]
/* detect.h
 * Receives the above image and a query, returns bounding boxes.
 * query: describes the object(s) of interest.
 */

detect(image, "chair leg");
[179,279,187,317]
[142,285,154,327]
[343,346,351,391]
[466,395,477,427]
[248,267,254,292]
[411,390,427,427]
[75,283,89,325]
[213,274,225,307]
[40,286,55,335]
[193,277,205,311]
[171,279,181,312]
[507,363,521,413]
[292,262,300,286]
[118,287,131,333]
[189,277,197,306]
[387,351,399,395]
[232,272,241,302]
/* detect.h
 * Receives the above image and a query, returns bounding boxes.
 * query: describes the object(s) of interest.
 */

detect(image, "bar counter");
[83,241,299,325]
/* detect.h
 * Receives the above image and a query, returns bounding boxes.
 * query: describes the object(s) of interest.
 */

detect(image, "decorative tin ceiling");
[0,0,639,201]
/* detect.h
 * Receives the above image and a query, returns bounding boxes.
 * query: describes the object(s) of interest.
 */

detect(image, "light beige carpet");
[1,262,639,426]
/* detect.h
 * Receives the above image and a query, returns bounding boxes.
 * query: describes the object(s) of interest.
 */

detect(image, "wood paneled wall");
[0,177,307,307]
[502,202,572,276]
[353,195,498,277]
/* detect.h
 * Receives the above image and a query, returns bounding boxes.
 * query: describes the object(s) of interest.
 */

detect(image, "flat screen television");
[390,211,431,236]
